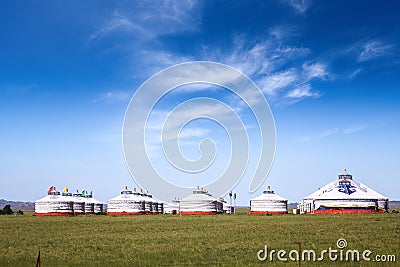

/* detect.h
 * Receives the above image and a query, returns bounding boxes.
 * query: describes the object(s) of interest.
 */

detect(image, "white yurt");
[34,186,74,216]
[250,186,288,214]
[72,190,85,215]
[81,190,103,214]
[142,191,163,214]
[152,196,164,214]
[298,169,389,214]
[164,198,181,214]
[107,186,145,215]
[140,190,153,214]
[219,198,233,214]
[82,191,95,214]
[179,187,223,215]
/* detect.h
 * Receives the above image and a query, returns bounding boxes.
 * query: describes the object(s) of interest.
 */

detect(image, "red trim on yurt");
[249,211,287,215]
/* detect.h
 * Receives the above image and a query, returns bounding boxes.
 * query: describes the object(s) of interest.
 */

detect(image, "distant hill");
[390,201,400,208]
[0,199,34,210]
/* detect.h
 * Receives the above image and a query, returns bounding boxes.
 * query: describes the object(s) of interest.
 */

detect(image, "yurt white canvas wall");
[143,192,163,214]
[179,188,223,215]
[92,197,104,214]
[72,190,85,215]
[298,169,389,214]
[164,199,180,214]
[82,191,103,214]
[250,186,288,214]
[107,187,145,215]
[35,186,74,216]
[152,196,164,214]
[220,198,233,214]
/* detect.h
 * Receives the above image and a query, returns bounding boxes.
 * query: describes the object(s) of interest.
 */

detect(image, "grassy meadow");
[0,209,399,266]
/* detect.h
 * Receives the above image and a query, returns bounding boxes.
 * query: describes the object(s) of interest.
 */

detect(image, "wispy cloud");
[302,62,328,80]
[3,83,38,94]
[269,25,298,40]
[199,33,328,104]
[90,90,131,103]
[286,83,319,98]
[259,69,298,96]
[300,125,367,142]
[88,2,200,44]
[179,128,210,139]
[88,4,328,106]
[88,11,143,43]
[359,40,393,62]
[285,0,311,14]
[300,128,339,143]
[348,68,362,80]
[342,125,367,135]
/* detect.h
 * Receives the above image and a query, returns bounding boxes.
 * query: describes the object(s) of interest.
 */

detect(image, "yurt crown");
[263,185,274,194]
[338,168,352,180]
[62,187,72,196]
[47,186,59,195]
[121,186,133,194]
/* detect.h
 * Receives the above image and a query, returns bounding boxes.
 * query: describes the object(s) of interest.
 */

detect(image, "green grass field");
[1,209,399,266]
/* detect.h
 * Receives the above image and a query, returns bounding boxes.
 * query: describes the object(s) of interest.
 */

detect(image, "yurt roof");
[303,170,387,200]
[181,190,218,202]
[251,189,287,201]
[35,186,74,202]
[35,193,74,203]
[84,196,103,204]
[108,187,146,201]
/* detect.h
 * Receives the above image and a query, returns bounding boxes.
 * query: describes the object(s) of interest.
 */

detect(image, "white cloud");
[302,62,328,80]
[359,40,393,62]
[90,90,131,103]
[286,83,319,98]
[348,68,362,80]
[179,128,210,139]
[88,11,144,43]
[89,2,200,43]
[285,0,311,14]
[342,125,366,135]
[300,128,338,143]
[300,125,367,143]
[270,25,297,40]
[259,69,298,95]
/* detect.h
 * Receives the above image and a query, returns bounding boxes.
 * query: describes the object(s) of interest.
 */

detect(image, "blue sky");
[0,0,399,204]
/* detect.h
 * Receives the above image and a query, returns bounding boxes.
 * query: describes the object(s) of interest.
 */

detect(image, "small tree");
[1,205,14,215]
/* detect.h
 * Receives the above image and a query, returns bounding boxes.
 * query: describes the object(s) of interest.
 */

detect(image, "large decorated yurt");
[179,187,223,215]
[34,186,74,216]
[298,169,389,214]
[107,186,145,215]
[250,186,288,214]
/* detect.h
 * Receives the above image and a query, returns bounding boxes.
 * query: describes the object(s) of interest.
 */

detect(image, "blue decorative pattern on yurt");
[337,180,356,195]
